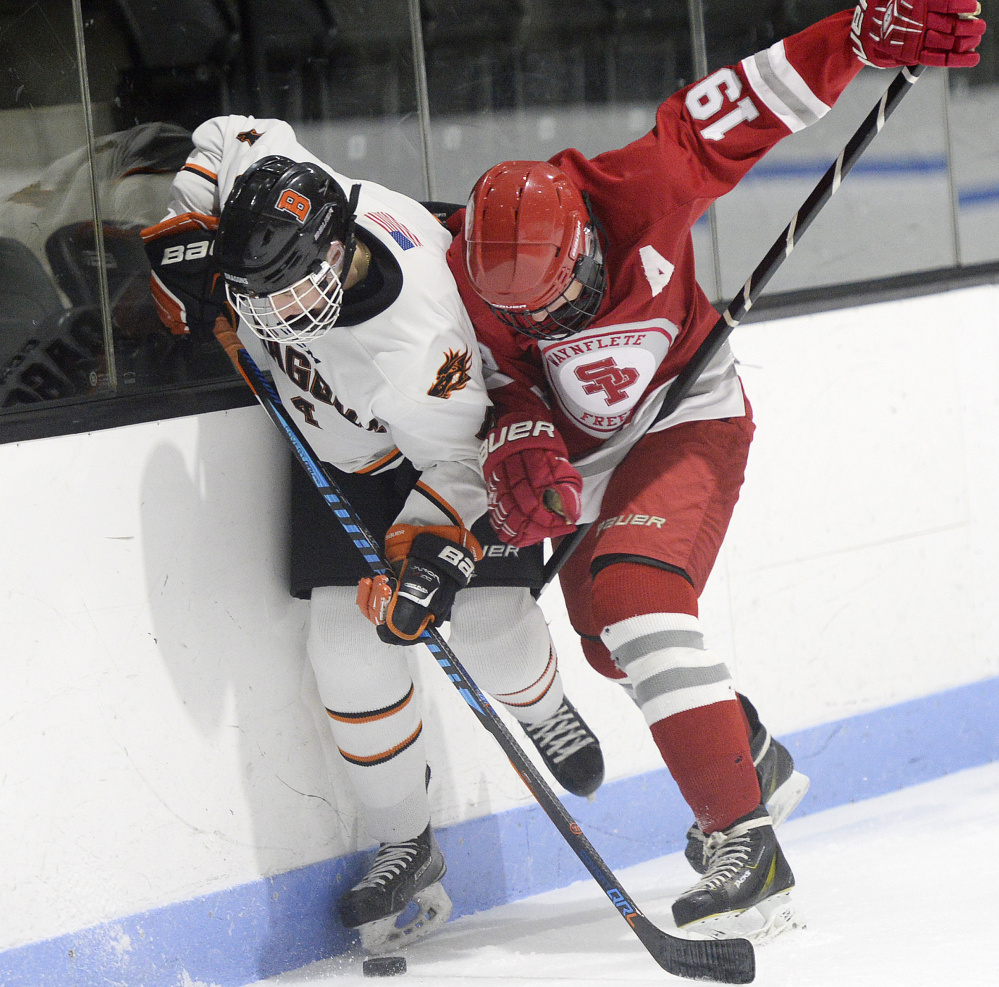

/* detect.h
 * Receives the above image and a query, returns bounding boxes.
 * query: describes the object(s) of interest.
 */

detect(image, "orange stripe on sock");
[337,723,423,766]
[326,685,414,724]
[493,648,557,706]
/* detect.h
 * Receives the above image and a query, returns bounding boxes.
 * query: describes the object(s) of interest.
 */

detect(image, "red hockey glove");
[140,212,225,335]
[356,524,482,645]
[851,0,986,68]
[480,413,583,547]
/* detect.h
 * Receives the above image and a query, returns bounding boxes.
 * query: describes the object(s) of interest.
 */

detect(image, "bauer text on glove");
[140,212,226,335]
[480,413,583,547]
[356,525,482,644]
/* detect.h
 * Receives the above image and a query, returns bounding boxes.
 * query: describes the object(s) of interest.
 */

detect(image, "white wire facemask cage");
[226,241,347,345]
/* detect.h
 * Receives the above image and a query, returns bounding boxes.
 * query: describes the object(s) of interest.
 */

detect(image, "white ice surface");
[257,760,999,987]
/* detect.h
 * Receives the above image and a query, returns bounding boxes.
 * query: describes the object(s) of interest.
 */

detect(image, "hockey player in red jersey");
[447,1,985,943]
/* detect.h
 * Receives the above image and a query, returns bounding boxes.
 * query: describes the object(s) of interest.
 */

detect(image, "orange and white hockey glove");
[851,0,986,68]
[140,212,225,335]
[356,524,482,645]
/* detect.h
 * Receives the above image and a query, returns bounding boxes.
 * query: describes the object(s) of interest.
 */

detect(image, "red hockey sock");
[592,560,699,620]
[591,563,759,833]
[650,700,760,833]
[580,635,626,679]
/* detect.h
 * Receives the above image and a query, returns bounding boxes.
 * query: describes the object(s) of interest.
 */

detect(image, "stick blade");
[634,916,755,983]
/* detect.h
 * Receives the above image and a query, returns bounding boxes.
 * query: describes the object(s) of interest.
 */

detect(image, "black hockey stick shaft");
[540,64,925,589]
[234,345,755,984]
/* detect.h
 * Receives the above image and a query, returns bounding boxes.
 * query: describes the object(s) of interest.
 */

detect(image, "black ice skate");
[672,805,797,944]
[521,697,605,798]
[338,823,452,954]
[685,724,809,874]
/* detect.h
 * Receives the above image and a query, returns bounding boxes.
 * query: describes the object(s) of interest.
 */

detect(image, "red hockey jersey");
[448,11,863,472]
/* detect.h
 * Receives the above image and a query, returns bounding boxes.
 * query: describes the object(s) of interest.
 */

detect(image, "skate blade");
[359,881,453,955]
[681,890,802,945]
[767,770,810,828]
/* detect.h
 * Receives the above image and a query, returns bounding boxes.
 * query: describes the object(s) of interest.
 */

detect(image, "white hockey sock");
[449,586,563,724]
[601,612,736,726]
[308,585,431,844]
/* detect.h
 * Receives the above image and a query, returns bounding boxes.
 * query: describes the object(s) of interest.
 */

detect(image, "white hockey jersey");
[163,115,489,533]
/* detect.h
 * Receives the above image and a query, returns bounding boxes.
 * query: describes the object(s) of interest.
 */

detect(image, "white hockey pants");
[307,585,562,844]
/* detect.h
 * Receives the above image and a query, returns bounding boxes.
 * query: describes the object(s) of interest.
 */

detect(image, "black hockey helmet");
[217,155,360,342]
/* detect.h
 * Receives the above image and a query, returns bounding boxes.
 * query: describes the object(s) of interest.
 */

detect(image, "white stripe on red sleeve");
[742,40,831,134]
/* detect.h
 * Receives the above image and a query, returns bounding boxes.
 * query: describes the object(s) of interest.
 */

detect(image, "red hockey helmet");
[464,161,606,341]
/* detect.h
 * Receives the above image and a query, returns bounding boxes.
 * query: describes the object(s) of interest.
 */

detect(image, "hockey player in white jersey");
[140,116,604,953]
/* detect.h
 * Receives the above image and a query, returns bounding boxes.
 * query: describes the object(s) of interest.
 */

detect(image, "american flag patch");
[367,212,421,250]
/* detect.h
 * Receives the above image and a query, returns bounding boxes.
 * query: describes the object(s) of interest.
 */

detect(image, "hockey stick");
[232,344,755,984]
[540,64,926,589]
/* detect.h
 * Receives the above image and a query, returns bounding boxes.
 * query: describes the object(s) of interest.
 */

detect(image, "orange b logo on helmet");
[276,189,311,223]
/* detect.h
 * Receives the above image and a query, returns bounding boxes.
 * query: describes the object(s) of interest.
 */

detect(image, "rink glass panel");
[0,0,104,415]
[1,0,997,435]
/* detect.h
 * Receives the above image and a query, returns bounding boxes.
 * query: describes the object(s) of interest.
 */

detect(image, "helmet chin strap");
[582,192,604,235]
[336,183,362,290]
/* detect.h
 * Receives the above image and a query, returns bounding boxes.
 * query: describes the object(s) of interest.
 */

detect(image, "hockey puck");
[362,956,407,977]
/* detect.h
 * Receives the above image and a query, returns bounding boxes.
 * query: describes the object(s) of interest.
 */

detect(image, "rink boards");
[2,283,998,985]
